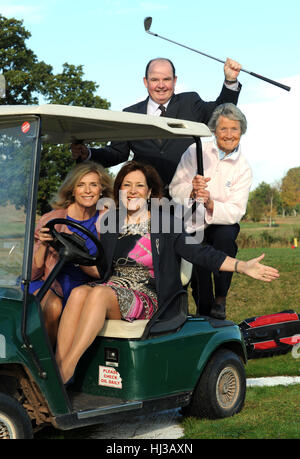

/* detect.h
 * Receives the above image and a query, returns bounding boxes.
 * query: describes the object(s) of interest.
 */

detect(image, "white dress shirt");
[147,98,171,116]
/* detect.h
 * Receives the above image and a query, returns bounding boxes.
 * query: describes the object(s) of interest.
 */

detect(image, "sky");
[1,0,299,189]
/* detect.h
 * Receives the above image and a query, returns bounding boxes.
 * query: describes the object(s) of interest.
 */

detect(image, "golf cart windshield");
[0,116,39,299]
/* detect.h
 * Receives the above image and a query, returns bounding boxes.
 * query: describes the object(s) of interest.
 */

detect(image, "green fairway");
[183,240,300,439]
[189,246,300,377]
[182,384,300,439]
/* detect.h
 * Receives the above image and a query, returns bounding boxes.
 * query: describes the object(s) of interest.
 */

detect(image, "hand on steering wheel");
[45,218,107,271]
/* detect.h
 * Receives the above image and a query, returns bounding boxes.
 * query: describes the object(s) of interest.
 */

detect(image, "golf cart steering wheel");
[36,218,107,303]
[45,218,106,267]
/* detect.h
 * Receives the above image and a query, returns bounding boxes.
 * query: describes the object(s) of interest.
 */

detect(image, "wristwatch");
[225,79,238,85]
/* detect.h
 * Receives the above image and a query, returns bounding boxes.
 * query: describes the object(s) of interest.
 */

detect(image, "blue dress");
[29,211,99,306]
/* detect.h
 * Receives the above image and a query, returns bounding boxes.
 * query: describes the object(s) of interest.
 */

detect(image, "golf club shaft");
[0,74,5,98]
[146,29,291,92]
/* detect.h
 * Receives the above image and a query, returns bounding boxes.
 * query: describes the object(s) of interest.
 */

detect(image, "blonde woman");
[31,162,113,345]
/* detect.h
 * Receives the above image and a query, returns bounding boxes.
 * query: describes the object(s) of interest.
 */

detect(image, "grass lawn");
[182,385,300,439]
[228,247,300,323]
[226,247,300,378]
[183,240,300,439]
[237,215,300,249]
[230,249,299,321]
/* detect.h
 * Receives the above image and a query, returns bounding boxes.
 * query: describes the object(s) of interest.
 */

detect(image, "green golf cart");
[0,105,247,439]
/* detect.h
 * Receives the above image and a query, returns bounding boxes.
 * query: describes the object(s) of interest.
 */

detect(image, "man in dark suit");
[71,57,242,189]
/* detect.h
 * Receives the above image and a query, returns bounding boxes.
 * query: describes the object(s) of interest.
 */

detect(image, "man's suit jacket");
[91,85,241,186]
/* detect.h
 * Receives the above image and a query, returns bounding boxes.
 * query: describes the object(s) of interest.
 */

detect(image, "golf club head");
[144,16,152,32]
[0,75,5,98]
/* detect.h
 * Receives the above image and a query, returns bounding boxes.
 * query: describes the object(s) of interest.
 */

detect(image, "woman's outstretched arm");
[220,253,279,282]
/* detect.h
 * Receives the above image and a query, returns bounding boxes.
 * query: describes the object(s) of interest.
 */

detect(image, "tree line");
[246,167,300,224]
[0,14,110,214]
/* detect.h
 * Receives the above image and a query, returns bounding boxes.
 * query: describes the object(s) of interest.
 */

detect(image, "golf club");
[0,75,5,98]
[144,17,291,92]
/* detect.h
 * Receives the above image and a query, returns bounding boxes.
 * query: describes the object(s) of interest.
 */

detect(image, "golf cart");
[0,105,247,439]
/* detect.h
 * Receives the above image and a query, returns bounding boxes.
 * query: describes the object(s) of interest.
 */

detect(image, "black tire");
[188,348,246,419]
[0,393,33,439]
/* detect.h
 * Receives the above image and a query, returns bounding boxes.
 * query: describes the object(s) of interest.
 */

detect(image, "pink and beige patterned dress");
[90,219,157,321]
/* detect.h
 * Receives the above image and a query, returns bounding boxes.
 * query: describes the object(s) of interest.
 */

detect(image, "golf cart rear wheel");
[189,349,246,419]
[0,393,33,439]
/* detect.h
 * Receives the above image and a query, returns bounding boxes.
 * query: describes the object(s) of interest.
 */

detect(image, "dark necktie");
[158,104,166,116]
[158,105,166,146]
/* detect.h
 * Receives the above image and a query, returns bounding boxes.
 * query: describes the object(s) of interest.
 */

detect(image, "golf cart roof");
[0,104,211,144]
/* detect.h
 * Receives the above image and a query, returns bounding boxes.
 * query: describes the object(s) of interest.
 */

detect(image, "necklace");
[119,218,151,238]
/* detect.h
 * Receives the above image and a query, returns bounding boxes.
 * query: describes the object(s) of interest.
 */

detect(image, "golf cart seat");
[180,259,193,286]
[97,290,188,340]
[98,319,149,339]
[97,259,192,339]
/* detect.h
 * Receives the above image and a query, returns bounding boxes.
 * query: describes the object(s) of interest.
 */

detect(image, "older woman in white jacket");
[169,103,252,320]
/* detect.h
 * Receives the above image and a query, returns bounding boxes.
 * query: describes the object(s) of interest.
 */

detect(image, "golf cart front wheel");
[189,349,246,419]
[0,393,33,439]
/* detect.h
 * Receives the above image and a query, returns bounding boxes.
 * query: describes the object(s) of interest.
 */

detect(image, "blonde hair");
[50,161,113,209]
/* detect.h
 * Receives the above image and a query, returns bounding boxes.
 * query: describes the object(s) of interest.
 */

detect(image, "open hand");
[242,254,280,282]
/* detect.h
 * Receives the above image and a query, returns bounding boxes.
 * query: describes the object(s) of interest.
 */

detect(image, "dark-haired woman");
[55,161,279,384]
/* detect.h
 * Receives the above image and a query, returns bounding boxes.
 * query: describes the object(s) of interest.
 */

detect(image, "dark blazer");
[98,210,227,317]
[90,85,241,186]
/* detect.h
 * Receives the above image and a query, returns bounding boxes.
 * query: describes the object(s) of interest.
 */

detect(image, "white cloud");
[240,75,300,190]
[0,4,45,24]
[100,0,168,16]
[140,2,168,11]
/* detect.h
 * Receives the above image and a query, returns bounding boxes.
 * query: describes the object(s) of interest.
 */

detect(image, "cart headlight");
[105,347,119,366]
